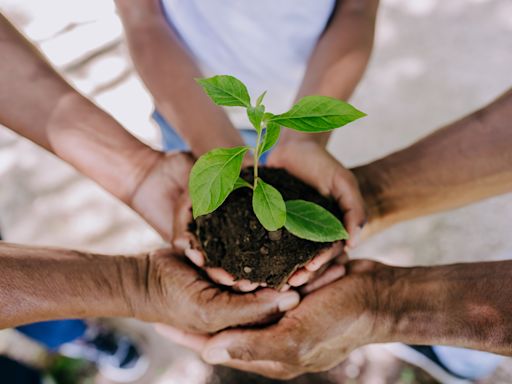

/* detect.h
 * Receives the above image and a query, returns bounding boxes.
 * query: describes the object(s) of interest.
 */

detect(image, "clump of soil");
[190,167,343,288]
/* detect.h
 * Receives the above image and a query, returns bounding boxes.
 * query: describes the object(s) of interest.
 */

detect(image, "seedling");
[189,75,366,242]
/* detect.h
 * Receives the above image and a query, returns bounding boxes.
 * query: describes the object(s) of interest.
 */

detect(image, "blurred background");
[0,0,511,383]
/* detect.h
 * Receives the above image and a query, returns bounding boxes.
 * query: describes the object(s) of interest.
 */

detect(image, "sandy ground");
[0,0,511,382]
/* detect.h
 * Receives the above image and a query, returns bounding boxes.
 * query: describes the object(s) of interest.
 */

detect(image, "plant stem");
[253,126,263,187]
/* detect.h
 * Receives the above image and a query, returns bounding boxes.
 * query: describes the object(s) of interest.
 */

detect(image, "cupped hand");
[173,140,363,291]
[132,249,301,334]
[129,150,194,244]
[158,260,389,380]
[266,140,367,286]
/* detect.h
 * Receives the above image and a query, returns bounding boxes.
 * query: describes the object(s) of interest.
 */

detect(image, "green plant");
[189,75,366,242]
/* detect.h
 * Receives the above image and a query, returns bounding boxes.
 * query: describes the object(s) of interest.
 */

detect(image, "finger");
[288,269,313,287]
[202,328,287,364]
[305,241,343,272]
[233,279,260,292]
[332,173,367,248]
[154,324,209,352]
[184,248,206,268]
[208,289,300,330]
[300,264,346,295]
[205,267,236,286]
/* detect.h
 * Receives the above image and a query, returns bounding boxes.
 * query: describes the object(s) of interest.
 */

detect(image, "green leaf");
[196,75,251,107]
[256,91,267,106]
[189,146,249,218]
[252,179,286,231]
[233,177,252,190]
[263,112,274,122]
[269,96,366,132]
[284,200,348,242]
[259,122,281,155]
[247,104,265,133]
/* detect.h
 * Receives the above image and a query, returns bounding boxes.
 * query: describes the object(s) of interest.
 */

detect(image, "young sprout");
[189,75,366,242]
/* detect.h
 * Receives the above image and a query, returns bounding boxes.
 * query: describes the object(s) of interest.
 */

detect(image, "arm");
[0,242,299,331]
[267,0,378,249]
[115,0,245,157]
[194,259,512,379]
[279,0,379,147]
[354,88,512,237]
[0,13,196,241]
[0,13,159,204]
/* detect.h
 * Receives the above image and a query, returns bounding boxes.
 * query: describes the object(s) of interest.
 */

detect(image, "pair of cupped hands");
[128,141,377,379]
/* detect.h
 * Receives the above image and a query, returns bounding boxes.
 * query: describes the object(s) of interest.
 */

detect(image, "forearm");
[354,88,512,234]
[116,0,244,156]
[0,14,160,202]
[374,261,512,355]
[280,0,378,147]
[0,242,145,329]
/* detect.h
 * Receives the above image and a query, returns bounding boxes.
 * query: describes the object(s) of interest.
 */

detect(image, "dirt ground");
[0,0,511,383]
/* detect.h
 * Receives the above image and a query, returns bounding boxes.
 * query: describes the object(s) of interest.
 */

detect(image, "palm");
[129,151,194,242]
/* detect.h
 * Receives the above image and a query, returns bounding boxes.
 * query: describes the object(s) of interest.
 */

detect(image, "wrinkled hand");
[174,141,364,291]
[159,260,388,379]
[131,249,301,333]
[266,140,367,286]
[128,151,194,244]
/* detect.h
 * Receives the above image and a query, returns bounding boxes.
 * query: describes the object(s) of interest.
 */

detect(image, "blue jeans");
[16,320,86,350]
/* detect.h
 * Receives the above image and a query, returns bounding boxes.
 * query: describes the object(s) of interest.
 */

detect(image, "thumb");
[205,289,300,331]
[202,326,284,365]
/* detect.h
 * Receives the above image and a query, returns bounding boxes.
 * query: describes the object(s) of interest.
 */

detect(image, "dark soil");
[190,167,343,288]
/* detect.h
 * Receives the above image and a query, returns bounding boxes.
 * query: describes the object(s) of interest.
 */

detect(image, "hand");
[159,260,389,379]
[128,151,194,243]
[130,249,301,333]
[266,140,367,286]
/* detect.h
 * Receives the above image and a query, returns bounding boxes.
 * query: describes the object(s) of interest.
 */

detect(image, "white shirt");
[161,0,336,129]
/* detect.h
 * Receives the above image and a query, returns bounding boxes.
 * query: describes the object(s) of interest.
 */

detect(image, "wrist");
[350,159,401,238]
[47,92,162,203]
[350,262,405,345]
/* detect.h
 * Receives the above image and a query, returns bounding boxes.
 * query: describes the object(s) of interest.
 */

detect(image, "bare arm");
[0,242,137,328]
[196,259,512,379]
[355,88,512,236]
[0,242,298,330]
[278,0,379,148]
[380,260,512,354]
[115,0,245,157]
[0,13,160,204]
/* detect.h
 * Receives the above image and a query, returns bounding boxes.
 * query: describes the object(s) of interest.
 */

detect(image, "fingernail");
[289,273,309,287]
[240,282,259,292]
[204,348,230,364]
[278,293,300,311]
[306,260,321,272]
[174,238,190,250]
[185,249,204,267]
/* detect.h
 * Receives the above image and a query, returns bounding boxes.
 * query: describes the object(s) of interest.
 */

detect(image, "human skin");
[160,88,512,379]
[0,243,300,332]
[114,0,377,289]
[268,0,379,273]
[114,0,247,158]
[0,13,194,243]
